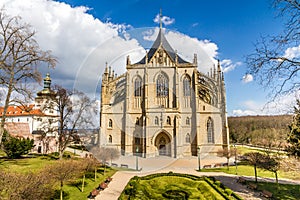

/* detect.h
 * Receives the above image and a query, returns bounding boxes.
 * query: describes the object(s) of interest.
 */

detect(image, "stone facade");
[100,28,229,158]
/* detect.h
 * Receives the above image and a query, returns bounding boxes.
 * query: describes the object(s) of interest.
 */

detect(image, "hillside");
[228,115,292,148]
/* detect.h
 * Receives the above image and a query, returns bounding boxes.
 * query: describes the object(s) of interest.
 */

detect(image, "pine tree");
[287,99,300,157]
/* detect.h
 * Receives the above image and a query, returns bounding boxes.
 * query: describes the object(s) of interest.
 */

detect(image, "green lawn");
[248,181,300,200]
[0,153,116,200]
[62,167,116,200]
[201,163,299,180]
[0,154,58,173]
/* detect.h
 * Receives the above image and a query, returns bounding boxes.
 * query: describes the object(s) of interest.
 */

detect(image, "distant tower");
[35,73,56,112]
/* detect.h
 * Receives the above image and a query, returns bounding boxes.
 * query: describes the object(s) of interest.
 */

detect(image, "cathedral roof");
[136,28,189,64]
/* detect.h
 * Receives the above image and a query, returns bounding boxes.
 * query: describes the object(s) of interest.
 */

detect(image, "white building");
[0,73,58,153]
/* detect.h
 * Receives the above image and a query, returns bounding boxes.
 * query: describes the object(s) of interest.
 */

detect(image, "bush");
[1,130,34,159]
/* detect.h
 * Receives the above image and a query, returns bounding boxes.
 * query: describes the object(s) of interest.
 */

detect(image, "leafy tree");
[287,99,300,157]
[244,152,264,183]
[246,0,300,100]
[1,130,34,159]
[0,10,56,144]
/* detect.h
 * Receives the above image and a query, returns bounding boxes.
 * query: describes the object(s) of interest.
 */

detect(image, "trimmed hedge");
[119,173,243,200]
[205,177,243,200]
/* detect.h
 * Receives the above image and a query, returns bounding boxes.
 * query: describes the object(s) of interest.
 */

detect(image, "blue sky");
[1,0,291,115]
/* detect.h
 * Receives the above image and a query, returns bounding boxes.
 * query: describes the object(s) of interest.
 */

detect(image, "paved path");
[96,156,272,200]
[69,151,300,200]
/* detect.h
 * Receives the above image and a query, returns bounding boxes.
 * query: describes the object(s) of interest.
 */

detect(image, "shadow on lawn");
[214,175,300,200]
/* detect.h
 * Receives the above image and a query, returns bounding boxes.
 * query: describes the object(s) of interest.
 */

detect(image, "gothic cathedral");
[100,27,229,158]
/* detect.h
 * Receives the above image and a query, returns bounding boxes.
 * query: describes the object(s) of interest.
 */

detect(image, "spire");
[104,62,108,74]
[193,53,197,64]
[217,59,221,72]
[159,8,163,29]
[126,55,131,65]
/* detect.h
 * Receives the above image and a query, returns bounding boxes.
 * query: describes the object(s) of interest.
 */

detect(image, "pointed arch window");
[186,133,191,143]
[207,117,214,143]
[166,116,171,125]
[136,117,140,125]
[108,119,113,128]
[156,73,168,97]
[155,116,159,125]
[134,77,142,97]
[108,135,112,143]
[183,76,191,96]
[186,117,190,125]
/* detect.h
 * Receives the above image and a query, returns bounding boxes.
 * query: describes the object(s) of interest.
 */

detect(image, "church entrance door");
[155,132,171,156]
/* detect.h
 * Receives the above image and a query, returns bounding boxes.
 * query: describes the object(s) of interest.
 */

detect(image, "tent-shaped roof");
[136,28,189,64]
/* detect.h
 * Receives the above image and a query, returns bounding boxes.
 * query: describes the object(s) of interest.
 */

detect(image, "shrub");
[2,131,34,159]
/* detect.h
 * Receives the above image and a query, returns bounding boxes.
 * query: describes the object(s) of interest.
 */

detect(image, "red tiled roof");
[4,122,32,138]
[0,104,44,117]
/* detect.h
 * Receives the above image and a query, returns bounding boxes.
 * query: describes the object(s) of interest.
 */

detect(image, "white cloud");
[165,30,218,72]
[154,14,175,26]
[141,28,242,74]
[142,28,160,41]
[1,0,144,99]
[232,109,257,116]
[221,59,242,73]
[0,0,240,101]
[192,23,199,27]
[231,93,298,116]
[242,74,253,83]
[284,45,300,59]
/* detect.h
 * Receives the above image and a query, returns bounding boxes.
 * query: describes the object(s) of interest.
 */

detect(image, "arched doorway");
[155,132,171,156]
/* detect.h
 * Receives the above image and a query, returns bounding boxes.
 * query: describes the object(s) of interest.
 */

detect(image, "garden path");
[95,156,272,200]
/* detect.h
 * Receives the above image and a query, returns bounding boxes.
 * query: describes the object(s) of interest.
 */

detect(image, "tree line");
[228,115,292,148]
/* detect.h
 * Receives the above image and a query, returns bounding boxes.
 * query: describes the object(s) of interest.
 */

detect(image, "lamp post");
[136,146,139,171]
[197,146,201,171]
[234,144,237,175]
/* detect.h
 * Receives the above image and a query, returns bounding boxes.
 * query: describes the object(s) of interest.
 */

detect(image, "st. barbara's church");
[99,23,229,158]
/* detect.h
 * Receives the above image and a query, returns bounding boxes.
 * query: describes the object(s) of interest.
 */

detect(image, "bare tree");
[217,148,235,170]
[45,159,83,200]
[246,0,300,101]
[90,147,118,175]
[281,156,300,180]
[79,157,100,192]
[42,85,97,159]
[108,148,120,165]
[0,10,56,144]
[244,152,265,183]
[0,170,55,200]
